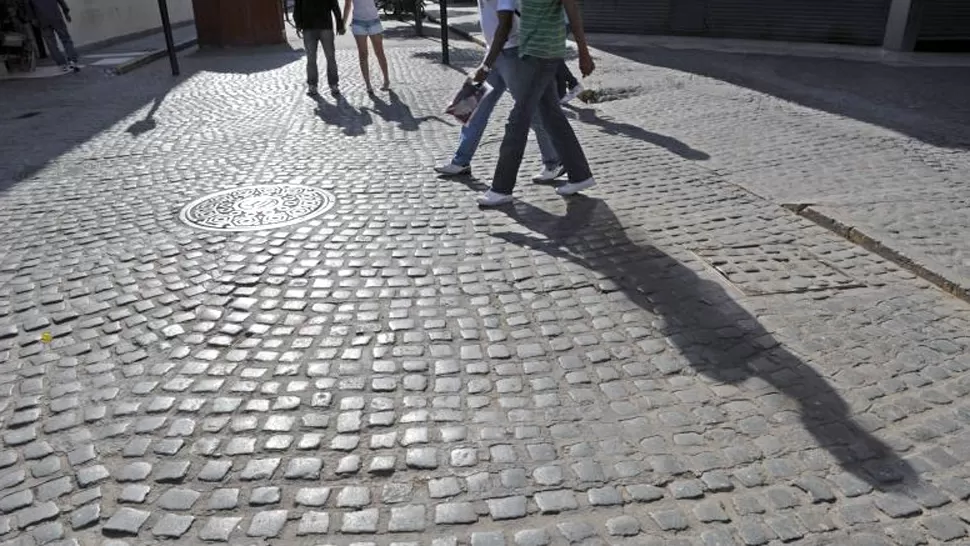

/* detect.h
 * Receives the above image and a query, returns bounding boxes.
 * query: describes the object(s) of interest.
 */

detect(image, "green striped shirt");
[519,0,567,59]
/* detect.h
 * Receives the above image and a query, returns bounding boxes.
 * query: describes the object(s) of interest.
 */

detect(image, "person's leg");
[448,68,508,168]
[533,62,594,190]
[353,32,372,92]
[489,55,553,197]
[500,48,560,172]
[370,31,390,89]
[40,27,66,66]
[321,29,338,90]
[54,23,78,64]
[555,61,569,99]
[303,29,320,91]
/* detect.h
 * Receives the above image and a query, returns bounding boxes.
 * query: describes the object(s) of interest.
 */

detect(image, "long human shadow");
[311,93,373,137]
[366,90,450,131]
[565,104,710,160]
[492,195,917,489]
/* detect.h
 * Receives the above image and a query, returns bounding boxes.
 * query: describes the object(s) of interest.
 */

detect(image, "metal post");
[883,0,925,51]
[440,0,449,65]
[157,0,180,76]
[415,0,423,36]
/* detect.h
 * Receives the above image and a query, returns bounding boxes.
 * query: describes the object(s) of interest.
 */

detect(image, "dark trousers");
[555,61,579,98]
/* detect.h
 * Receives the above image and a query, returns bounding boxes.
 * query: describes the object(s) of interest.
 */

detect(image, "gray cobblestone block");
[695,499,731,523]
[240,458,279,480]
[650,508,690,531]
[30,521,64,544]
[487,496,527,520]
[435,502,478,524]
[921,514,967,542]
[198,517,241,542]
[389,505,426,532]
[534,490,578,514]
[70,503,99,530]
[766,515,807,542]
[158,488,201,511]
[103,508,150,536]
[626,484,665,503]
[247,510,287,538]
[874,493,923,518]
[296,511,330,535]
[152,514,194,538]
[607,515,641,536]
[249,487,281,506]
[285,457,323,479]
[337,486,371,508]
[295,487,330,507]
[341,508,379,534]
[588,486,623,506]
[208,489,239,511]
[153,461,190,483]
[0,490,33,513]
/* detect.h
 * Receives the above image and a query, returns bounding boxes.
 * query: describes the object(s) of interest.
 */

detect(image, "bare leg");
[370,34,390,90]
[354,34,372,93]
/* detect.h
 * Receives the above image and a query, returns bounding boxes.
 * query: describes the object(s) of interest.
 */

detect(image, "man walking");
[435,0,564,184]
[29,0,78,73]
[294,0,346,96]
[473,0,595,206]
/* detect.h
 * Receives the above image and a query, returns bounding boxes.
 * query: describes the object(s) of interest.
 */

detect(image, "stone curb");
[113,38,198,75]
[784,204,970,304]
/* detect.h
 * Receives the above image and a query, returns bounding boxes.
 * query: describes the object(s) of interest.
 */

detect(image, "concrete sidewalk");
[1,16,970,546]
[426,1,970,301]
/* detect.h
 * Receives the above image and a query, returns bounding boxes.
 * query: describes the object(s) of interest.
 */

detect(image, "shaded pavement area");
[0,15,969,546]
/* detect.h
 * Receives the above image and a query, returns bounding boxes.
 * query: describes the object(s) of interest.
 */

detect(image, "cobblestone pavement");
[427,2,970,297]
[1,19,970,546]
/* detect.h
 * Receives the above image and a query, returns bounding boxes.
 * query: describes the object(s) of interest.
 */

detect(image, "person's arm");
[293,0,304,30]
[57,0,72,22]
[342,0,353,29]
[561,0,594,76]
[472,9,513,83]
[332,0,345,33]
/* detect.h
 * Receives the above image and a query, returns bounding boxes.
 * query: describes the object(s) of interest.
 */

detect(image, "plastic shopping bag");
[445,79,493,126]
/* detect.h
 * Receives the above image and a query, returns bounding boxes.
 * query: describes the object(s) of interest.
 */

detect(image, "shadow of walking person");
[367,90,450,131]
[492,195,917,490]
[565,104,710,160]
[311,93,373,137]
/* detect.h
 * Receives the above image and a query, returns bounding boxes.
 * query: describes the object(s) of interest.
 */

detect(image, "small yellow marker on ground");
[40,332,52,344]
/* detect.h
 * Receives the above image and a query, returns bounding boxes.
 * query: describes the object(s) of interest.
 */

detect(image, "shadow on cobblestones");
[493,196,919,490]
[311,93,374,136]
[594,44,970,149]
[365,89,450,131]
[565,104,710,160]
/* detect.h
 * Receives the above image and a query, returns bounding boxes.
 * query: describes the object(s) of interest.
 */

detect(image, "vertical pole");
[883,0,924,51]
[440,0,449,65]
[415,0,423,36]
[157,0,180,76]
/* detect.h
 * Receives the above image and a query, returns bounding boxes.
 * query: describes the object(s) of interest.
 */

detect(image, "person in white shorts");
[343,0,390,93]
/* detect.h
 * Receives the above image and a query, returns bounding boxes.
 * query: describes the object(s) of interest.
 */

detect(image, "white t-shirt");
[478,0,519,50]
[352,0,380,21]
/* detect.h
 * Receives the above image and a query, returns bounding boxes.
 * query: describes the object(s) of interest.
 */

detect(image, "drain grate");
[178,184,336,232]
[691,243,864,296]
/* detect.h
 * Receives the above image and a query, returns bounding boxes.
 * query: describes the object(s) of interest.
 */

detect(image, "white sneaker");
[59,65,73,74]
[532,164,566,183]
[556,177,596,196]
[477,189,513,207]
[561,83,584,104]
[435,162,471,176]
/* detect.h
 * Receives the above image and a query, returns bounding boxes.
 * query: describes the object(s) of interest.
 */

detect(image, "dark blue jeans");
[491,56,592,195]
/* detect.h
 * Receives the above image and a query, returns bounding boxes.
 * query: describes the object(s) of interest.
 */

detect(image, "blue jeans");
[452,47,559,169]
[492,55,592,195]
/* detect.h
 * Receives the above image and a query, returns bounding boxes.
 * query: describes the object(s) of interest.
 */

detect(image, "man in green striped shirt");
[472,0,596,206]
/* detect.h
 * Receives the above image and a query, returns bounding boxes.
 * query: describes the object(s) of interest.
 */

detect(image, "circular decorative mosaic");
[178,184,335,232]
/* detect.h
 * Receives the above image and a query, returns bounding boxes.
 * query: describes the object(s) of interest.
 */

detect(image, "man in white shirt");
[435,0,563,182]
